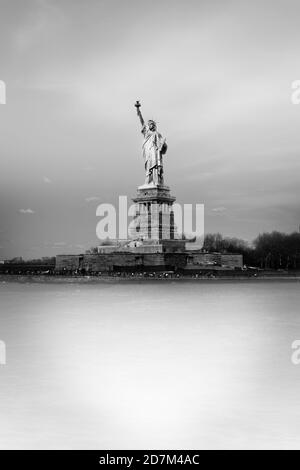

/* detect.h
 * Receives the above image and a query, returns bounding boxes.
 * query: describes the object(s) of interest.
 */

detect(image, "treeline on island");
[2,257,55,265]
[0,257,56,275]
[203,231,300,269]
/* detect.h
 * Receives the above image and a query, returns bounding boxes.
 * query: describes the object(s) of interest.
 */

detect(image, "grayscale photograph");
[0,0,300,455]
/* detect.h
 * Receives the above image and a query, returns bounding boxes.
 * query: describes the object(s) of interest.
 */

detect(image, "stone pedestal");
[130,183,179,242]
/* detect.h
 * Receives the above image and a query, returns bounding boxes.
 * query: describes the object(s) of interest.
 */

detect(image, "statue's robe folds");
[141,125,167,180]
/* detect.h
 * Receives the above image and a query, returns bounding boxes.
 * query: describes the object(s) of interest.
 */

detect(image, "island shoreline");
[1,274,300,284]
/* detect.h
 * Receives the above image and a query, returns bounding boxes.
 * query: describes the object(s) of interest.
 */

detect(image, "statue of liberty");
[135,101,168,186]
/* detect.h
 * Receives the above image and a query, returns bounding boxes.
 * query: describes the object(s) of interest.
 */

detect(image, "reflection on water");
[0,280,300,449]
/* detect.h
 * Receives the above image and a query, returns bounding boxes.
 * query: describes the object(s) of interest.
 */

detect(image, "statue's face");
[148,121,156,131]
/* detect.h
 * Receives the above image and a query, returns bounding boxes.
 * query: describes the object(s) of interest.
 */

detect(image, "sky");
[0,0,300,259]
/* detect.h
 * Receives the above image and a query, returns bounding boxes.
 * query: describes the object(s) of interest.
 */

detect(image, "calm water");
[0,279,300,449]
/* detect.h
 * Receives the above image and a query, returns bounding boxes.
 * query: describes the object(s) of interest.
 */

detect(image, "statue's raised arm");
[134,100,145,128]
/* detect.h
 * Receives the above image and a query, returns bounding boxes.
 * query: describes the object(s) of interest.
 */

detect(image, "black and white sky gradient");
[0,0,300,258]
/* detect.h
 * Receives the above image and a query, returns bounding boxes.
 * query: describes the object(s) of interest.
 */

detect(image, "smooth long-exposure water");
[0,279,300,449]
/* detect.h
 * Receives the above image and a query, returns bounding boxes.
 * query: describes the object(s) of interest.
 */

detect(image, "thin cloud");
[19,209,35,214]
[43,176,52,184]
[85,196,100,203]
[54,241,67,246]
